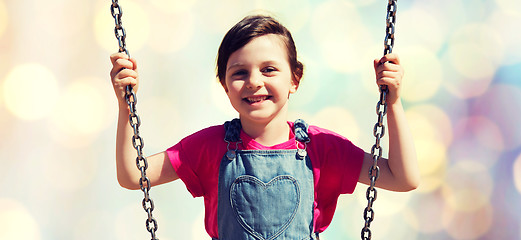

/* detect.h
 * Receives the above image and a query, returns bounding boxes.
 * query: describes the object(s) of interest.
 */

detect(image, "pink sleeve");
[308,125,365,233]
[340,141,365,194]
[309,126,365,194]
[165,125,225,198]
[167,142,204,197]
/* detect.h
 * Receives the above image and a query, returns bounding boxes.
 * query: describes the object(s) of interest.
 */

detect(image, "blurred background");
[1,0,520,239]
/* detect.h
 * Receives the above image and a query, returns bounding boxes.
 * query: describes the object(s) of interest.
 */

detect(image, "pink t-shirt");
[166,121,364,238]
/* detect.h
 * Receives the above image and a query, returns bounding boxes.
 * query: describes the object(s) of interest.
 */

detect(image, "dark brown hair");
[216,15,304,86]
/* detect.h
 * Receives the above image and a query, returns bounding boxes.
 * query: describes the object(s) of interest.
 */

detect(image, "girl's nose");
[246,72,264,89]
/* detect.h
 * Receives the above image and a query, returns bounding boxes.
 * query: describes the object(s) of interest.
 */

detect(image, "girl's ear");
[290,75,301,94]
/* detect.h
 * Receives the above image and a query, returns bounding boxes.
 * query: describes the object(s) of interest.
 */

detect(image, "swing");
[110,1,398,239]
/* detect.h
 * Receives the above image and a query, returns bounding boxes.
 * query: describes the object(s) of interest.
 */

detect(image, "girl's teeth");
[247,96,267,103]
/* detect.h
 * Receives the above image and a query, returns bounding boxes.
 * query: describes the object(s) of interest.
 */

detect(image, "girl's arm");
[358,53,420,192]
[110,53,179,190]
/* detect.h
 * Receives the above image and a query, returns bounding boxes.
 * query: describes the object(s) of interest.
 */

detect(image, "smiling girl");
[110,15,419,240]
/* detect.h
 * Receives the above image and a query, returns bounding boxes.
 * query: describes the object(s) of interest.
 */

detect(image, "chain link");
[361,0,397,239]
[111,1,159,239]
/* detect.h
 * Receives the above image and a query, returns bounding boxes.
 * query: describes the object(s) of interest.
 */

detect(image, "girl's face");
[224,34,299,124]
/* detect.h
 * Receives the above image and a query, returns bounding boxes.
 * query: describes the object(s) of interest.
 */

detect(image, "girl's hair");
[216,15,304,86]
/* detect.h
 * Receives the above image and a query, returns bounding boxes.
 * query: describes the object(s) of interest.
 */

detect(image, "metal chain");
[361,0,397,239]
[110,1,159,239]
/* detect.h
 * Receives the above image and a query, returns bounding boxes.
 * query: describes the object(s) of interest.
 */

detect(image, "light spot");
[311,0,375,73]
[148,10,194,53]
[442,203,493,240]
[488,9,521,65]
[95,0,150,54]
[369,208,419,240]
[211,78,237,118]
[310,107,360,144]
[0,199,41,240]
[74,210,114,240]
[442,161,493,212]
[150,0,197,13]
[2,64,59,120]
[406,109,449,176]
[473,84,521,150]
[407,194,445,234]
[405,105,450,193]
[53,80,105,135]
[370,189,412,216]
[415,138,447,177]
[399,46,443,102]
[0,0,7,38]
[514,153,521,195]
[406,104,453,147]
[349,0,377,6]
[445,23,503,98]
[400,9,445,53]
[253,0,312,33]
[458,116,505,151]
[49,78,112,148]
[494,0,521,17]
[43,149,97,191]
[197,0,259,34]
[417,174,445,194]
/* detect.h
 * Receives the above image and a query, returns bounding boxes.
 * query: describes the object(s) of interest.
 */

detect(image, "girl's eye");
[233,70,248,76]
[262,67,277,74]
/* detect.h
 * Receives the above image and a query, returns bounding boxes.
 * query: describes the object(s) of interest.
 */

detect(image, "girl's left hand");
[373,53,404,105]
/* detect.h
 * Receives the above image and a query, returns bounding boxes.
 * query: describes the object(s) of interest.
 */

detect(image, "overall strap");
[224,118,242,142]
[224,118,310,143]
[294,119,310,143]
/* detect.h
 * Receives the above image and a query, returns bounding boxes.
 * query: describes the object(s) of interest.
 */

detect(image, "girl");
[110,15,419,240]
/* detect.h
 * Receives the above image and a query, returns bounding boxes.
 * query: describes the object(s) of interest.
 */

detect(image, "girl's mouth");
[244,96,271,104]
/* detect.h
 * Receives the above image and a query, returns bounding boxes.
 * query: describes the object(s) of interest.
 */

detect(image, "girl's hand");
[373,53,404,105]
[110,52,139,106]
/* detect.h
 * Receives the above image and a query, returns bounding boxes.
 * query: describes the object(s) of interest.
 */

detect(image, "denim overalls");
[213,119,319,240]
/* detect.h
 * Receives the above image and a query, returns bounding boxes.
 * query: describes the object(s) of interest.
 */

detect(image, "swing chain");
[110,0,130,57]
[361,0,396,239]
[111,1,159,239]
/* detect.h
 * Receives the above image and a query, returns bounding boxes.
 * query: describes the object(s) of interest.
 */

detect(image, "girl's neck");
[239,115,291,147]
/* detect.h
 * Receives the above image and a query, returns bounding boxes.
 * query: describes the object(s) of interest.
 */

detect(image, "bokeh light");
[400,8,445,53]
[400,46,443,102]
[444,23,503,99]
[442,161,493,212]
[150,0,197,14]
[74,210,114,240]
[310,0,375,74]
[42,148,98,191]
[51,79,107,136]
[0,199,41,240]
[407,194,445,234]
[95,0,150,54]
[2,63,59,120]
[442,203,493,240]
[0,0,7,38]
[406,105,451,193]
[254,0,312,33]
[147,10,195,53]
[488,9,521,65]
[309,107,360,144]
[473,84,521,150]
[494,0,521,17]
[514,153,521,195]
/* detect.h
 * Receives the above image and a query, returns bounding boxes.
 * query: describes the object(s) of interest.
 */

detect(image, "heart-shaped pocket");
[231,175,300,240]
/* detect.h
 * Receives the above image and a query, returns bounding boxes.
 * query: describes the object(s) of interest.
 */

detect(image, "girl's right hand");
[110,52,139,106]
